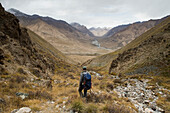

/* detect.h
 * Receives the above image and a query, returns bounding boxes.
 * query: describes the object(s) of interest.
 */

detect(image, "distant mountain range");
[89,27,111,37]
[8,8,112,63]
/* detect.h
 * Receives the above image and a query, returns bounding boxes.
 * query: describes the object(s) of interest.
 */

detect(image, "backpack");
[83,72,91,88]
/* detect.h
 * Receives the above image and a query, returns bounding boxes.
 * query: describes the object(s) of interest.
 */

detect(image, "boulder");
[11,109,18,113]
[143,100,150,105]
[145,108,154,113]
[16,107,31,113]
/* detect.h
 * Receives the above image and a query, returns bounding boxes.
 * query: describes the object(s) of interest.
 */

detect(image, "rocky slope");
[70,22,94,37]
[109,17,170,75]
[99,18,167,49]
[89,27,111,37]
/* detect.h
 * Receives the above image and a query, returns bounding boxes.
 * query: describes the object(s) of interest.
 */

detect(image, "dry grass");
[0,67,137,113]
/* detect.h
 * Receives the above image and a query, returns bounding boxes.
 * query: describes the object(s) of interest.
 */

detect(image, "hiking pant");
[78,85,90,97]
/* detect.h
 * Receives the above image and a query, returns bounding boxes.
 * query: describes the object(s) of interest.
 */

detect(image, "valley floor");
[3,71,169,113]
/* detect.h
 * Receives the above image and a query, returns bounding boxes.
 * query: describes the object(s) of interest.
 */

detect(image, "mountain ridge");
[7,8,114,63]
[70,22,94,37]
[98,17,168,50]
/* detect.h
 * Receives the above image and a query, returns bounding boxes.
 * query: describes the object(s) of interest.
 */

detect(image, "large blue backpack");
[83,72,91,89]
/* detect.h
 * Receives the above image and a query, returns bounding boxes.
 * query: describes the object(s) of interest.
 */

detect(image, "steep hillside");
[109,17,170,75]
[0,4,80,112]
[27,29,76,64]
[70,22,94,37]
[89,27,111,37]
[84,16,170,75]
[0,5,77,77]
[99,18,165,49]
[8,8,112,63]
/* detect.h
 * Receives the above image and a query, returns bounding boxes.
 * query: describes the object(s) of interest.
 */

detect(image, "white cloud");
[0,0,169,28]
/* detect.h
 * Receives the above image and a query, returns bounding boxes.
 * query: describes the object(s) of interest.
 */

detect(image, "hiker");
[78,66,91,97]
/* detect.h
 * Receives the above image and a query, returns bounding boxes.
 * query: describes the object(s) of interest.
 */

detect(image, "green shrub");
[84,104,98,113]
[71,100,84,113]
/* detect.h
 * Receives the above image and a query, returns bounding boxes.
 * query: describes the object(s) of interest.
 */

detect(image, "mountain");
[0,4,76,78]
[103,24,130,37]
[70,22,94,37]
[89,27,111,37]
[98,18,166,50]
[109,16,170,75]
[84,16,170,76]
[8,8,112,63]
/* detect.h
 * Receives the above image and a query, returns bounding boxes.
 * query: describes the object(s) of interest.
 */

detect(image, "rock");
[109,91,114,94]
[63,97,68,100]
[159,91,163,95]
[73,83,78,87]
[54,79,61,84]
[56,105,59,108]
[96,73,100,76]
[145,108,154,113]
[11,109,18,113]
[0,98,5,104]
[16,107,31,113]
[69,110,74,113]
[66,83,70,86]
[143,100,150,105]
[63,101,66,104]
[30,78,34,82]
[150,106,156,111]
[156,107,165,113]
[47,101,55,104]
[16,92,29,100]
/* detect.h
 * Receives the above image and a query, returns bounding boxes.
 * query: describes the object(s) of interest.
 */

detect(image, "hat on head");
[83,66,87,70]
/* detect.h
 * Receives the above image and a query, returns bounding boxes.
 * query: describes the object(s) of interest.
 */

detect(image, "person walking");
[78,66,91,97]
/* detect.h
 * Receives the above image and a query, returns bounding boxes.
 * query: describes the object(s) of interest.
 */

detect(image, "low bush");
[28,90,52,100]
[103,103,134,113]
[84,103,98,113]
[71,100,84,113]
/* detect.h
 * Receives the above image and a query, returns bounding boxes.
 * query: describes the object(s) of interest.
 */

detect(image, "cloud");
[0,0,169,28]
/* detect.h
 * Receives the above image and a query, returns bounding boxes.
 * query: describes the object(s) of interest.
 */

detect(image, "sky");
[0,0,170,28]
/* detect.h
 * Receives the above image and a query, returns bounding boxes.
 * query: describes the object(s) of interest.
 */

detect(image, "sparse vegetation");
[71,99,84,113]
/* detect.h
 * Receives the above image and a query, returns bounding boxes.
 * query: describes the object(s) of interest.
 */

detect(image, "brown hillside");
[99,19,163,50]
[84,16,170,75]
